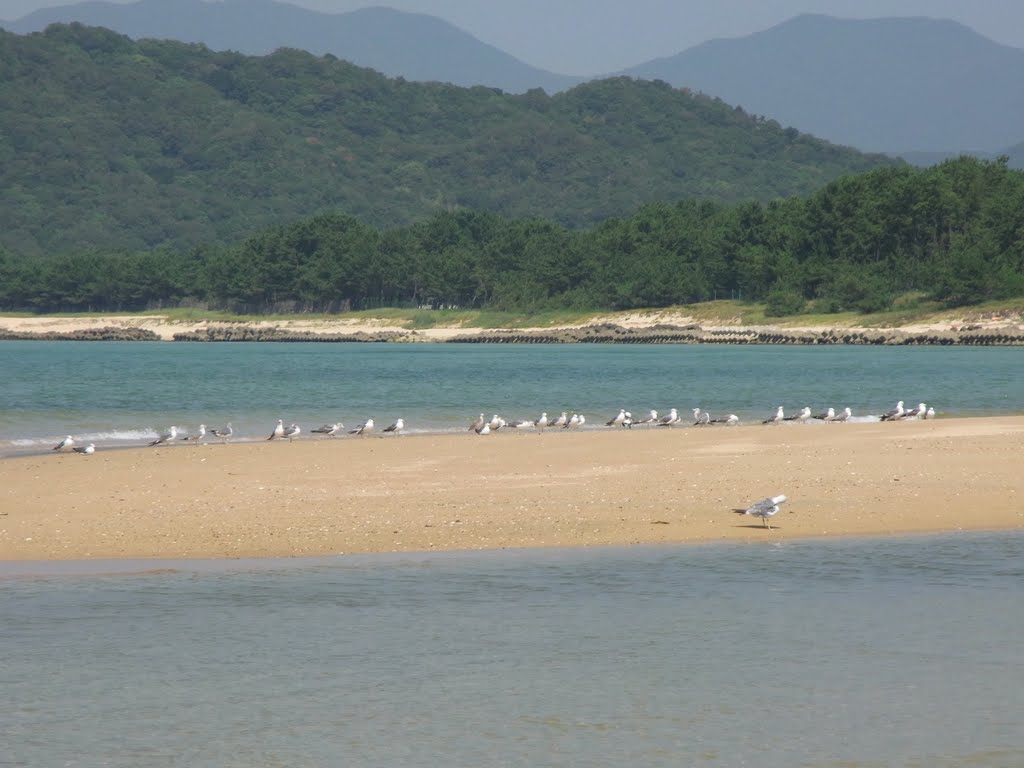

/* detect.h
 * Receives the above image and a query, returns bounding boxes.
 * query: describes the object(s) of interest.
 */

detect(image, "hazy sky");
[3,0,1023,73]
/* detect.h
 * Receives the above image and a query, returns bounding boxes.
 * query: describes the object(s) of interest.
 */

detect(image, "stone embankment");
[169,327,418,342]
[0,327,161,341]
[445,323,1024,345]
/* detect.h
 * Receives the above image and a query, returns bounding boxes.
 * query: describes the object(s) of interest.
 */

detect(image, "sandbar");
[2,416,1022,561]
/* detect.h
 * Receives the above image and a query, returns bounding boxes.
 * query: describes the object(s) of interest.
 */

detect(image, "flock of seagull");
[49,398,934,457]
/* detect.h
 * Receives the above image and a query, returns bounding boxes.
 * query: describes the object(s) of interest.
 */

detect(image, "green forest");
[2,157,1021,315]
[0,23,896,256]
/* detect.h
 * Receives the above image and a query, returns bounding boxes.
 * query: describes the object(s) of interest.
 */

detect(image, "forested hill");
[2,157,1021,315]
[0,24,897,257]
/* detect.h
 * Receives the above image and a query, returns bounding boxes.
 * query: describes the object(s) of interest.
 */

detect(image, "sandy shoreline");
[2,416,1022,561]
[1,308,1022,341]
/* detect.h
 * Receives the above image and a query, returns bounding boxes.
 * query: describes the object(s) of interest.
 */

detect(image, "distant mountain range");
[4,3,1023,160]
[1,0,581,93]
[620,14,1024,157]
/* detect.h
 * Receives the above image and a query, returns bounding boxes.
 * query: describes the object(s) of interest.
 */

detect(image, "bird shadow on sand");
[737,523,781,529]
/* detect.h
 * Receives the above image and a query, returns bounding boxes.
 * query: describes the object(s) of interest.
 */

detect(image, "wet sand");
[2,416,1022,561]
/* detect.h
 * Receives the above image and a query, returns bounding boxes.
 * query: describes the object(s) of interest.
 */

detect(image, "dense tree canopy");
[0,23,897,256]
[1,157,1021,314]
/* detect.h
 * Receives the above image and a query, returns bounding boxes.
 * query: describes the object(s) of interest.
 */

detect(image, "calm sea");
[3,532,1023,767]
[1,341,1022,454]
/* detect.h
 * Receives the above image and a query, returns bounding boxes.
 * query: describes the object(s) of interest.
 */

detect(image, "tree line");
[1,156,1021,315]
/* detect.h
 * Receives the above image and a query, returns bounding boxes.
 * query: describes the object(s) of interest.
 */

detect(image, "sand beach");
[2,416,1022,561]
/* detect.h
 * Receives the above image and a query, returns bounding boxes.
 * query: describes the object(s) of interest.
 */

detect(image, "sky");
[2,0,1023,74]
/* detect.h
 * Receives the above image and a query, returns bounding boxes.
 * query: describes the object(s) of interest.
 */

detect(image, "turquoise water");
[3,532,1023,767]
[1,341,1021,454]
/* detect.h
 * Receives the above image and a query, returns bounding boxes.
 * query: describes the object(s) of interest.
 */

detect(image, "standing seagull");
[657,408,680,427]
[534,413,549,432]
[605,409,627,428]
[210,423,233,442]
[72,443,96,455]
[52,435,75,452]
[283,423,301,442]
[711,414,740,426]
[899,403,927,420]
[785,407,812,422]
[925,406,936,419]
[311,423,344,438]
[744,495,788,529]
[692,408,710,425]
[267,419,285,440]
[182,424,207,442]
[469,414,485,433]
[880,401,905,421]
[552,412,568,429]
[149,426,179,446]
[349,419,375,437]
[833,407,852,423]
[813,407,835,421]
[383,418,404,435]
[637,410,658,426]
[565,413,581,430]
[763,406,784,424]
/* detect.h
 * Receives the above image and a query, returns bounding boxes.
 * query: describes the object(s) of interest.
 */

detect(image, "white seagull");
[182,424,207,442]
[605,409,627,428]
[283,423,301,442]
[509,418,535,432]
[534,413,549,432]
[72,443,96,455]
[880,401,905,421]
[487,414,506,432]
[552,412,568,429]
[925,406,936,419]
[149,426,179,446]
[383,418,405,435]
[267,419,285,440]
[349,418,374,437]
[763,406,784,424]
[52,435,74,451]
[693,408,710,425]
[785,407,812,422]
[813,407,835,421]
[744,495,788,529]
[622,411,633,428]
[311,422,344,437]
[833,407,852,422]
[899,403,927,420]
[657,408,680,427]
[712,414,740,426]
[210,423,233,442]
[637,410,658,426]
[469,414,485,433]
[565,413,581,429]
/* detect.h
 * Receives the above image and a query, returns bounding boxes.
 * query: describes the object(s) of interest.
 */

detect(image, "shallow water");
[3,531,1024,767]
[2,341,1022,455]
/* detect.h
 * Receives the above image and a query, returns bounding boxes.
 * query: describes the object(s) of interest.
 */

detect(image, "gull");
[880,401,905,421]
[623,411,633,428]
[509,418,535,432]
[813,408,835,421]
[744,494,787,529]
[349,418,374,437]
[72,443,96,455]
[552,412,568,429]
[383,418,405,435]
[565,413,581,429]
[925,406,936,419]
[311,422,344,437]
[693,408,710,425]
[832,407,852,422]
[534,413,549,432]
[476,422,491,436]
[267,419,285,440]
[149,426,179,446]
[711,414,740,425]
[637,410,658,426]
[182,424,207,442]
[487,414,506,432]
[469,414,485,433]
[899,403,927,420]
[578,414,586,428]
[210,423,233,442]
[605,409,627,428]
[785,407,812,422]
[657,408,680,427]
[52,435,74,452]
[763,406,784,424]
[283,423,301,442]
